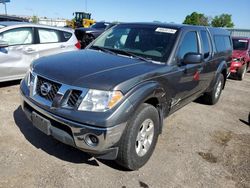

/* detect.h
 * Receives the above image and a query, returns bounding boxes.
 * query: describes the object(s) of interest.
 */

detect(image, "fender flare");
[125,81,171,133]
[207,61,228,92]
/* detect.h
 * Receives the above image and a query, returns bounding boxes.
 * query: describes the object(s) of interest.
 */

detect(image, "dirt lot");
[0,73,249,188]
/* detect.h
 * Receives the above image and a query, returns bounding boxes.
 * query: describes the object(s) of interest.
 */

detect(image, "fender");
[207,61,228,92]
[125,81,171,133]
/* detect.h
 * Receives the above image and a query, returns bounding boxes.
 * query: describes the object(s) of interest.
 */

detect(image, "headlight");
[233,58,241,62]
[24,68,35,87]
[78,89,123,112]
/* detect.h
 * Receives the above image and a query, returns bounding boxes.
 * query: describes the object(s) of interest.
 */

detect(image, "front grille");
[67,90,82,107]
[36,76,61,101]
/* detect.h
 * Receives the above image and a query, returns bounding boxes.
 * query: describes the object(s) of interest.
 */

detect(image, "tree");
[211,14,234,28]
[183,12,209,26]
[31,15,39,23]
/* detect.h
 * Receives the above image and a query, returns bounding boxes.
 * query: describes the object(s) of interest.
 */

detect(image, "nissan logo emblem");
[40,82,52,96]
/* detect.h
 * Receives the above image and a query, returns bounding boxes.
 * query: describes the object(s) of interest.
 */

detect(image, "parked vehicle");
[66,12,95,29]
[75,22,116,48]
[20,23,232,170]
[0,22,80,82]
[0,15,29,22]
[230,37,250,80]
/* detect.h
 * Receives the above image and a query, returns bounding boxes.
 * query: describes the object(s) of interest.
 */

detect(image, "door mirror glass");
[183,52,203,64]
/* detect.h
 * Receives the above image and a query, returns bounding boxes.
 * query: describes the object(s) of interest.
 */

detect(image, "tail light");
[75,41,81,49]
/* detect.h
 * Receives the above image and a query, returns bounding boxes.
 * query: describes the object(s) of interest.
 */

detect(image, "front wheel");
[116,103,159,170]
[238,64,247,80]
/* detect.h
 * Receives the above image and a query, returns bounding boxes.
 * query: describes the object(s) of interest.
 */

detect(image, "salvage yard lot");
[0,74,249,188]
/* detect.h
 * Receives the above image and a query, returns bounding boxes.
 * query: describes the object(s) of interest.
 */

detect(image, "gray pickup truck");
[20,23,232,170]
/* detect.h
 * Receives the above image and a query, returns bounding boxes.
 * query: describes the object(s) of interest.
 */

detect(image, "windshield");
[75,12,90,21]
[233,39,249,50]
[91,24,178,62]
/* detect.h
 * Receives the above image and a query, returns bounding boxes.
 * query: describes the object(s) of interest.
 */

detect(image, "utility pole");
[4,2,7,15]
[0,0,10,15]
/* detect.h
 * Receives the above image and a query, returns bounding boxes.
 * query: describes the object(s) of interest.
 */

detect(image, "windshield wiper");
[91,46,157,64]
[91,45,116,55]
[109,48,154,63]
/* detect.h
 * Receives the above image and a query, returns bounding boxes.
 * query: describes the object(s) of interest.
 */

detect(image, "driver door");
[170,30,204,111]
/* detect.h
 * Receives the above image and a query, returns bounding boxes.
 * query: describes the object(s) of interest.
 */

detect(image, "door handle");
[60,45,66,48]
[24,48,36,53]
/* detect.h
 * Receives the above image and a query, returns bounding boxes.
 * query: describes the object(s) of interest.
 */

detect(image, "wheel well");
[144,97,159,108]
[144,97,165,134]
[221,69,227,88]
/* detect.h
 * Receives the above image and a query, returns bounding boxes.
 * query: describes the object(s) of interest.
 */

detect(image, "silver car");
[0,22,80,82]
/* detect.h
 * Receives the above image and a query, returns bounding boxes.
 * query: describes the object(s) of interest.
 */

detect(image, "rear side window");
[38,28,59,43]
[214,35,232,52]
[200,30,211,59]
[178,31,198,59]
[0,27,33,45]
[61,31,72,42]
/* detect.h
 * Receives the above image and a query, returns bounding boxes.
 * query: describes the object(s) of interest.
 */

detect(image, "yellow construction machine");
[66,12,95,29]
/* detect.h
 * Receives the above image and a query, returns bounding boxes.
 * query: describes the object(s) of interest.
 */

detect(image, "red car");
[230,37,250,80]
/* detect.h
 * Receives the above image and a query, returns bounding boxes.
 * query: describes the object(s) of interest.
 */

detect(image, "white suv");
[0,22,81,82]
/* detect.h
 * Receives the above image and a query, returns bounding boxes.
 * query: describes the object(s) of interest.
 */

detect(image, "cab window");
[0,27,33,46]
[200,30,211,59]
[178,31,198,60]
[214,35,232,52]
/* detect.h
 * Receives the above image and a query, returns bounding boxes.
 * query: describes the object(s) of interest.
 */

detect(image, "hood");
[76,27,98,33]
[33,49,162,92]
[232,50,247,58]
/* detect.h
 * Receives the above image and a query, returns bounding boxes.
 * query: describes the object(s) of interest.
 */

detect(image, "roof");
[0,21,74,32]
[119,22,184,29]
[0,14,28,22]
[0,21,30,26]
[116,22,230,35]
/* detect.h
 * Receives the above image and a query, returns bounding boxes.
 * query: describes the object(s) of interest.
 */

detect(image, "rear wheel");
[116,103,159,170]
[238,64,247,80]
[202,73,224,105]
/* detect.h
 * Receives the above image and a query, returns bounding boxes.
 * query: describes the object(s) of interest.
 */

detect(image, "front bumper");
[230,61,243,74]
[20,81,128,160]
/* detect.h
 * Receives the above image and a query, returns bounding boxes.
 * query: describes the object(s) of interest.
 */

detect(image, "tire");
[203,73,224,105]
[238,64,247,80]
[116,103,160,170]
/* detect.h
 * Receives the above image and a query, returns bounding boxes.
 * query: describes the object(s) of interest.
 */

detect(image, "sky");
[1,0,250,29]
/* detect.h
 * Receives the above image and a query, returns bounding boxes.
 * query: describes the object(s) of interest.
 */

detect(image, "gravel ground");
[0,73,249,188]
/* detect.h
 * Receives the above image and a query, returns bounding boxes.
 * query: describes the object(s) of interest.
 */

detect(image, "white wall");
[38,18,67,27]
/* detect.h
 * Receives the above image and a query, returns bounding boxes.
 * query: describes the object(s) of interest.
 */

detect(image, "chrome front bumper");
[21,92,127,159]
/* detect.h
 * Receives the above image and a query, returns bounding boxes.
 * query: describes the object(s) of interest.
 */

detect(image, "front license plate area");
[31,112,51,135]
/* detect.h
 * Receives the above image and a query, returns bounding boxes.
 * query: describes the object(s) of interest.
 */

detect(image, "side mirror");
[183,52,203,65]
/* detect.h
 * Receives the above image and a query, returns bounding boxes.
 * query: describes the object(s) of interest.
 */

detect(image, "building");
[38,18,67,27]
[227,28,250,38]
